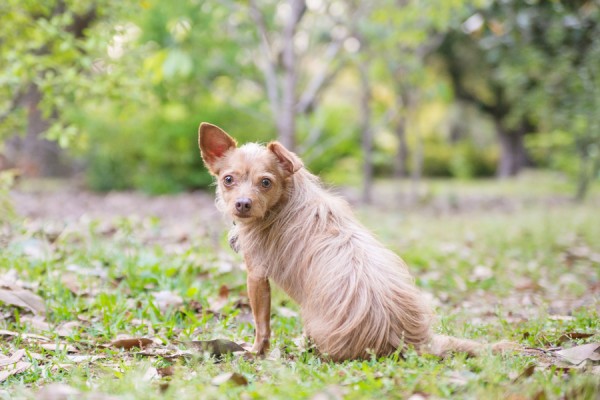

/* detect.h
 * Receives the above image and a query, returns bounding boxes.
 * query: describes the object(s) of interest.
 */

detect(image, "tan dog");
[198,122,513,361]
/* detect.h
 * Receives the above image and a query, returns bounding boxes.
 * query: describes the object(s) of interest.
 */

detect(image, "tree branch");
[248,0,280,118]
[296,37,344,114]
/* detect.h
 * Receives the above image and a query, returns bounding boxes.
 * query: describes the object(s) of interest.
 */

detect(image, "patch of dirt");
[10,188,221,226]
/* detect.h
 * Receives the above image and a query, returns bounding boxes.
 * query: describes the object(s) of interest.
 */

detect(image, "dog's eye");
[223,175,234,186]
[261,178,272,188]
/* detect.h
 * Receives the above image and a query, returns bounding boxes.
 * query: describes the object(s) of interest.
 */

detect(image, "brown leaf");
[507,391,547,400]
[555,342,600,365]
[157,366,174,377]
[512,364,536,382]
[188,339,246,357]
[210,372,248,386]
[110,337,154,350]
[0,288,45,314]
[218,284,230,298]
[188,299,203,313]
[557,332,594,345]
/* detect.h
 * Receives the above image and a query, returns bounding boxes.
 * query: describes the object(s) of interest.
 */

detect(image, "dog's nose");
[235,198,252,213]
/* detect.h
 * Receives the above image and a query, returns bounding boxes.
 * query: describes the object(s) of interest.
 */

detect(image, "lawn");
[1,173,599,399]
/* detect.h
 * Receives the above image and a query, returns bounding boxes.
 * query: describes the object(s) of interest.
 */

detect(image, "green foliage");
[81,99,273,194]
[72,0,278,193]
[418,141,497,179]
[437,0,600,193]
[0,0,141,142]
[2,0,599,193]
[526,130,578,176]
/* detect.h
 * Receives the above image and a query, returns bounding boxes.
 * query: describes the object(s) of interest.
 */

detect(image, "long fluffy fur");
[207,138,511,361]
[233,167,432,360]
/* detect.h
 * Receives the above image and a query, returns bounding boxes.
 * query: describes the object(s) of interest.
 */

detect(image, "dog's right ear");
[268,141,303,176]
[198,122,237,175]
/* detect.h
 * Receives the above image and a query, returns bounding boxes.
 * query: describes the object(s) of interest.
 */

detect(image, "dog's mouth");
[234,213,252,219]
[232,210,255,219]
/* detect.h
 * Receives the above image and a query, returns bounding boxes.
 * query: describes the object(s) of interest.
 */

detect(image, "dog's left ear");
[267,141,304,176]
[198,122,237,175]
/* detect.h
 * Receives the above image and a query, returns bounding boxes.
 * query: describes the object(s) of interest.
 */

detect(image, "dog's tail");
[422,334,519,357]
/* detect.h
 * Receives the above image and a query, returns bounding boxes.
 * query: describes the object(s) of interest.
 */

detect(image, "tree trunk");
[495,120,528,178]
[393,115,409,178]
[4,85,70,177]
[410,130,423,204]
[574,146,600,202]
[277,0,306,151]
[359,63,373,204]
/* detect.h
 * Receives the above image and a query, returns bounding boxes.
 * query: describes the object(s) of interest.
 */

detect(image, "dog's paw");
[250,338,270,356]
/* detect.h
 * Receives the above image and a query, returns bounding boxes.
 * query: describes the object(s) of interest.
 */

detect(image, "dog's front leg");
[247,272,271,355]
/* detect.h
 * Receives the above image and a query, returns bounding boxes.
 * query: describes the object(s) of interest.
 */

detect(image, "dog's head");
[198,122,303,222]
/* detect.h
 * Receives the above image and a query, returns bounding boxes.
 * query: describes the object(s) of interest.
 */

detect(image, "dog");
[198,122,514,361]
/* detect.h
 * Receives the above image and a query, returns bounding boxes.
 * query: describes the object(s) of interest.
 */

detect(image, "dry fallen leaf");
[0,329,51,342]
[152,291,183,311]
[406,393,429,400]
[555,342,600,365]
[66,354,106,363]
[188,339,246,357]
[208,285,230,312]
[20,315,50,332]
[0,350,31,383]
[142,367,159,382]
[37,343,78,353]
[512,364,536,382]
[36,383,118,400]
[60,273,82,295]
[110,337,154,350]
[211,372,248,386]
[277,306,299,318]
[157,366,174,377]
[218,284,230,298]
[311,385,347,400]
[548,315,575,322]
[36,383,80,400]
[556,332,595,345]
[0,288,45,315]
[56,320,82,337]
[136,347,192,360]
[0,349,25,367]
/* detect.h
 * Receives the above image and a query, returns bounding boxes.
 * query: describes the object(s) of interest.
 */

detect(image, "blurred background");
[0,0,599,203]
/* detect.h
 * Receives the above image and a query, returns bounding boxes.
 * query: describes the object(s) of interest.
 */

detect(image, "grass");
[1,175,599,399]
